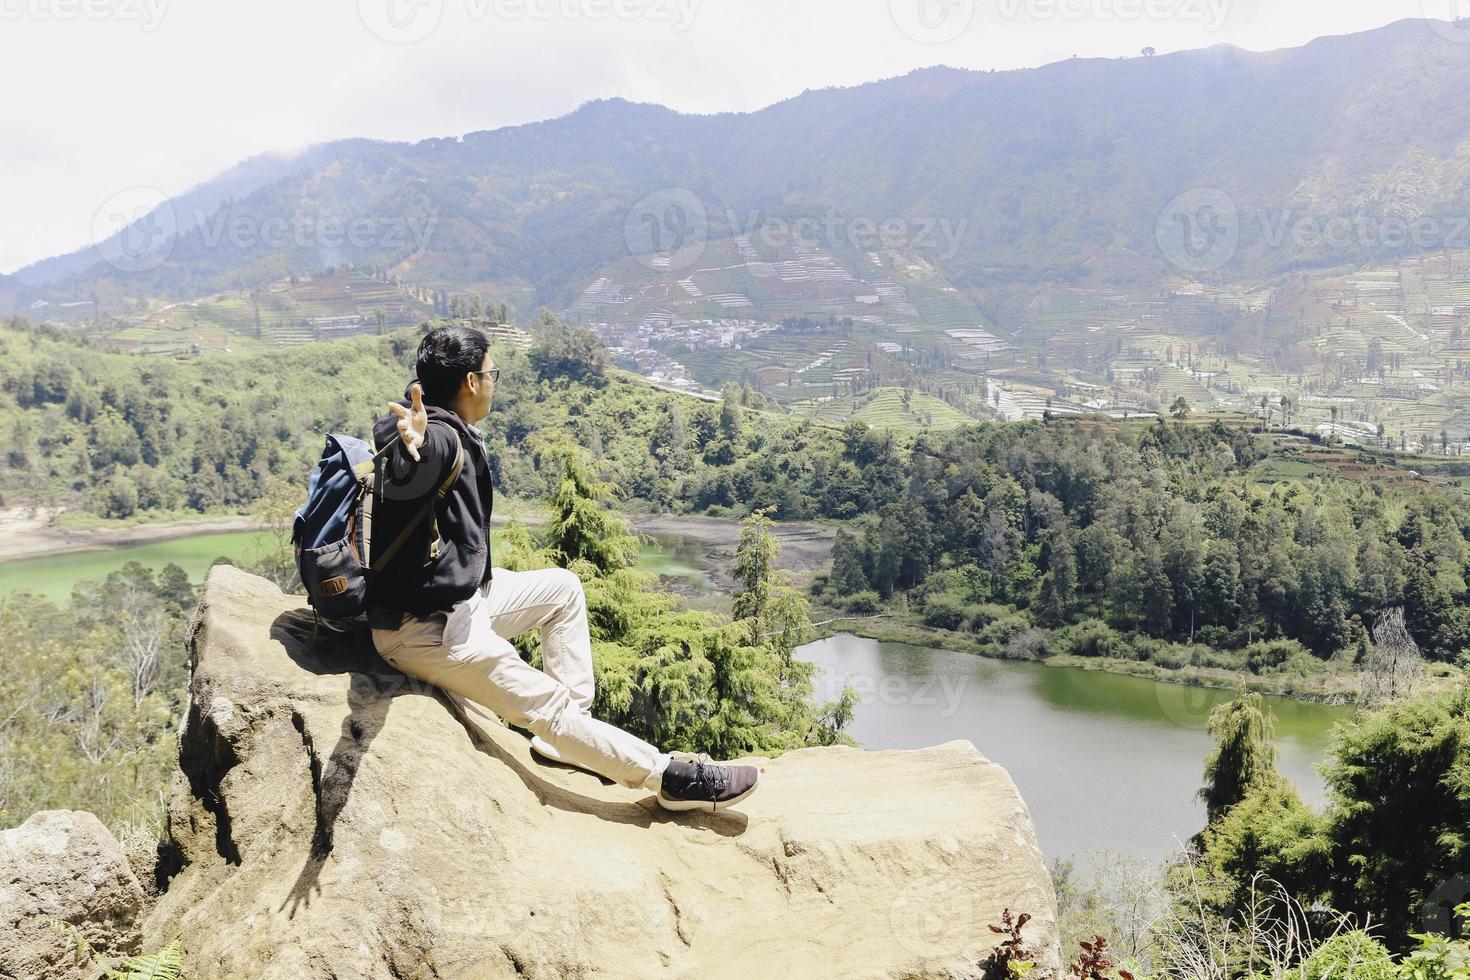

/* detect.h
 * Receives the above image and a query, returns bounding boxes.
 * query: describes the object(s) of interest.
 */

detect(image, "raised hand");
[387,382,429,461]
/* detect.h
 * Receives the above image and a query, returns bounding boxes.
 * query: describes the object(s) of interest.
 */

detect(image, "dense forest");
[6,315,1470,691]
[814,419,1470,689]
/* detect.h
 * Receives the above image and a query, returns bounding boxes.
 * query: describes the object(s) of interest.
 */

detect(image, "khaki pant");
[371,567,669,790]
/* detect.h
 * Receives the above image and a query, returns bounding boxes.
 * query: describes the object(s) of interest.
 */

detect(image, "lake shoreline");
[817,609,1364,706]
[0,508,267,563]
[0,507,1370,706]
[0,506,837,577]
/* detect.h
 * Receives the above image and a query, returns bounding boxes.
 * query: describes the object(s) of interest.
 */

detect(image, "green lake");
[799,633,1354,865]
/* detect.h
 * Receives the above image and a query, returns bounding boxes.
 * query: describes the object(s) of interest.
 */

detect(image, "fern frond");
[109,938,183,980]
[48,919,113,972]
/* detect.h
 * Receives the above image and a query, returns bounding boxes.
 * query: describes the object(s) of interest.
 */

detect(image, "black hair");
[415,325,490,406]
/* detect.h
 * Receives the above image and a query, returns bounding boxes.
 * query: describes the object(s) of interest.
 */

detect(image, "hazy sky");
[0,0,1441,273]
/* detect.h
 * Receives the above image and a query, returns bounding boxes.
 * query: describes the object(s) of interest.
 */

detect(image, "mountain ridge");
[12,18,1470,316]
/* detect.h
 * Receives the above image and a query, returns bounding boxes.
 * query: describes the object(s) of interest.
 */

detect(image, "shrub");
[1243,639,1321,676]
[1193,624,1232,648]
[914,567,976,602]
[1007,628,1050,660]
[1059,620,1129,659]
[843,590,883,614]
[1398,928,1470,979]
[921,591,968,631]
[1144,643,1190,670]
[976,610,1033,647]
[1302,930,1395,980]
[967,604,1014,632]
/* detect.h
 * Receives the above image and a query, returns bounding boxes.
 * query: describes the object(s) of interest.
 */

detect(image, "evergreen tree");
[1199,691,1282,825]
[1194,782,1331,920]
[543,447,637,574]
[1324,684,1470,949]
[829,528,869,595]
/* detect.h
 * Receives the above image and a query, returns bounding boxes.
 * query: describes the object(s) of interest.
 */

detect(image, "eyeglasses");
[472,368,500,383]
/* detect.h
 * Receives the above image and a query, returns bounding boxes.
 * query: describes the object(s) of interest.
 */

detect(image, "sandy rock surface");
[143,565,1059,978]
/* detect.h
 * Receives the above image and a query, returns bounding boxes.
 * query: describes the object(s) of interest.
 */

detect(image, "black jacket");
[366,393,494,624]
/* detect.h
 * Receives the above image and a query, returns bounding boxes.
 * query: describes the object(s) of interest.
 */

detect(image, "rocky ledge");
[14,565,1061,978]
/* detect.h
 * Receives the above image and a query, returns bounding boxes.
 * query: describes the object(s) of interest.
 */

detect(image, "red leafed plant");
[1068,934,1134,980]
[981,908,1036,979]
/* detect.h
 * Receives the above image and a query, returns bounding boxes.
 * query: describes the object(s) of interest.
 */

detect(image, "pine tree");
[829,529,869,595]
[543,447,637,575]
[1199,690,1282,826]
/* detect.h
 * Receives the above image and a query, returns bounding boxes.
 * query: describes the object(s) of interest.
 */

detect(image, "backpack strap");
[346,434,402,566]
[372,431,465,572]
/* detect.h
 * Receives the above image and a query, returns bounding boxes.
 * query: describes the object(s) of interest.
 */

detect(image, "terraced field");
[789,386,980,433]
[96,271,435,353]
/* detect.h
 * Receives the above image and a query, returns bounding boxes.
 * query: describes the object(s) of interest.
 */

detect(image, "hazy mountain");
[18,18,1470,315]
[10,143,361,288]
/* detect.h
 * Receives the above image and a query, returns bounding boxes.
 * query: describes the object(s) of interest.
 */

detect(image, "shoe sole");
[529,736,566,764]
[530,736,597,775]
[656,772,760,812]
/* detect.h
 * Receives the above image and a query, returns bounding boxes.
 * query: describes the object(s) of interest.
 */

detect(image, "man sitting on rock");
[367,325,760,812]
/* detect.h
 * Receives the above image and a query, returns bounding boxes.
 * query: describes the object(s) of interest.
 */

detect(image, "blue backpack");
[292,430,463,619]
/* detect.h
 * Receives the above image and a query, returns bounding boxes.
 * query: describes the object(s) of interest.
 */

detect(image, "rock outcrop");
[141,565,1059,978]
[1,809,146,979]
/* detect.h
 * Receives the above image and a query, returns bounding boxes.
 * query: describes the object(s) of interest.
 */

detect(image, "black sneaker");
[656,758,760,812]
